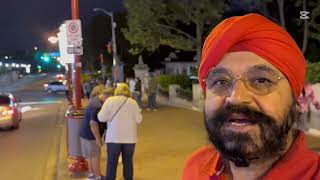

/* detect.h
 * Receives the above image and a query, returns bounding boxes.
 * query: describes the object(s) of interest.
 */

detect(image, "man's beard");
[204,103,299,167]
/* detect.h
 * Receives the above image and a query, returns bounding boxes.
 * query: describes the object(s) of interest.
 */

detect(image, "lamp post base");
[112,64,124,83]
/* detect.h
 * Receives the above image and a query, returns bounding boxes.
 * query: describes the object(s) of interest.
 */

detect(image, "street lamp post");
[93,8,118,66]
[93,8,123,83]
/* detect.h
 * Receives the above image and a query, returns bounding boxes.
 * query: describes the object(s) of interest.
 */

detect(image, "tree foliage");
[122,0,225,61]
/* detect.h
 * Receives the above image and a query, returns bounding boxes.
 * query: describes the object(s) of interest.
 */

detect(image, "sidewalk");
[56,94,320,180]
[56,97,207,180]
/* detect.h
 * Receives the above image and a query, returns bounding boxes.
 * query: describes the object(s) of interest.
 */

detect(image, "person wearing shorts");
[80,88,113,180]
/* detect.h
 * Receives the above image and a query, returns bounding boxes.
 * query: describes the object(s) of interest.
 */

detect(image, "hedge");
[156,74,192,91]
[306,61,320,83]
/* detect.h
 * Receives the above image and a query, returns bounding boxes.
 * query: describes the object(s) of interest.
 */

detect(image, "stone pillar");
[133,56,150,94]
[169,84,180,103]
[193,84,204,110]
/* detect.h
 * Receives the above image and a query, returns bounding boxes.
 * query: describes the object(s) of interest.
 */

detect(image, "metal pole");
[110,13,117,66]
[71,0,82,109]
[93,8,122,82]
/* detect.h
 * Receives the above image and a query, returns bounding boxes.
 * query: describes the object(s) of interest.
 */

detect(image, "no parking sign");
[65,20,83,47]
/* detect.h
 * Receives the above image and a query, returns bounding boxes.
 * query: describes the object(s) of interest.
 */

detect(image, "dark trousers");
[134,93,142,108]
[148,93,156,109]
[106,143,135,180]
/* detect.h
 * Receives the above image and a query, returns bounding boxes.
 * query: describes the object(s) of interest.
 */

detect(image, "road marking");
[20,100,63,105]
[21,106,43,113]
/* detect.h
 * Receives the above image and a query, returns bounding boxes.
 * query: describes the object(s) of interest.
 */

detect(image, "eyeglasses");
[204,65,285,96]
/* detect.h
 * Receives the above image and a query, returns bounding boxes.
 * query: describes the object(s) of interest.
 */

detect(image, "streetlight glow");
[48,36,59,44]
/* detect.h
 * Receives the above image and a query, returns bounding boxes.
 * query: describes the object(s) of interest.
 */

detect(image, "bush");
[306,61,320,83]
[81,73,92,83]
[156,74,192,91]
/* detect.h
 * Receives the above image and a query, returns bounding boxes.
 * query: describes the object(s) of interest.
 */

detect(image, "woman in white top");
[98,83,142,180]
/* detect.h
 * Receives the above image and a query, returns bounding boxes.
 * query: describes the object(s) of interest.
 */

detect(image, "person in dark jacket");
[80,88,113,180]
[133,77,142,107]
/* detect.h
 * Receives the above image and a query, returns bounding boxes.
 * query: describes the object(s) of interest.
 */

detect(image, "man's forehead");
[213,51,283,76]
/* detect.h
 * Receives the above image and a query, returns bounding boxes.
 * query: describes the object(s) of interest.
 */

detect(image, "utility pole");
[67,0,87,176]
[71,0,82,109]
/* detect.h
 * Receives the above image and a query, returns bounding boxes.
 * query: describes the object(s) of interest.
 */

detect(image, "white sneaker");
[95,175,105,180]
[87,174,95,180]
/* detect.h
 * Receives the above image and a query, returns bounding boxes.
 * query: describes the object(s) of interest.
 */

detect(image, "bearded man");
[182,13,320,180]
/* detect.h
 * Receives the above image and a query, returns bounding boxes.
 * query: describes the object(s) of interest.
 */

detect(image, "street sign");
[67,46,83,55]
[65,20,83,46]
[57,24,75,64]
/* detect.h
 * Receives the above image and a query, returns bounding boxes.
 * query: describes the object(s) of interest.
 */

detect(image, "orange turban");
[199,13,306,98]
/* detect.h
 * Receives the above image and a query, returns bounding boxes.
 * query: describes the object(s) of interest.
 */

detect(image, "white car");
[44,81,67,94]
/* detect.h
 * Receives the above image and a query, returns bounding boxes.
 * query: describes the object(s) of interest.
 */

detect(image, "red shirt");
[182,132,320,180]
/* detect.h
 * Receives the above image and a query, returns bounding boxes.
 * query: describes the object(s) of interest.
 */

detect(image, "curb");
[42,102,67,180]
[56,105,69,180]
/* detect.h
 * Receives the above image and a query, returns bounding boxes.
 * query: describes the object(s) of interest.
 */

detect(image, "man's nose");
[225,79,253,105]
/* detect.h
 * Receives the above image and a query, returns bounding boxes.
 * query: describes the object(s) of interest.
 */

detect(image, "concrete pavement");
[56,99,207,180]
[56,94,320,180]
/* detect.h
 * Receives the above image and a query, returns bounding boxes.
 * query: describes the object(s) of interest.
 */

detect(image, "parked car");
[44,81,67,94]
[0,93,22,129]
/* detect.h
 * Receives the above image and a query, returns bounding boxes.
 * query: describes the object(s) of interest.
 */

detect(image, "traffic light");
[56,64,61,69]
[36,52,51,63]
[43,56,50,63]
[37,65,42,73]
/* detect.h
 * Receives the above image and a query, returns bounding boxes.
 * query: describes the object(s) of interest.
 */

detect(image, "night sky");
[0,0,124,51]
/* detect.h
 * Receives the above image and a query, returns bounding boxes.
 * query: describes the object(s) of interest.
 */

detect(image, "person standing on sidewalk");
[145,73,158,111]
[98,83,142,180]
[83,80,92,99]
[80,88,114,180]
[129,78,136,95]
[90,79,105,99]
[182,13,320,180]
[134,77,142,107]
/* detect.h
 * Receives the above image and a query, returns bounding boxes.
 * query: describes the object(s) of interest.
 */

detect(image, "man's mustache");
[211,104,275,126]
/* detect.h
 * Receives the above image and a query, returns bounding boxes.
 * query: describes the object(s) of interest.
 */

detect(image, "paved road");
[0,74,67,180]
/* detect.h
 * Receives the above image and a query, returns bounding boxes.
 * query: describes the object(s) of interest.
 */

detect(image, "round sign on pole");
[65,20,83,46]
[68,22,79,34]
